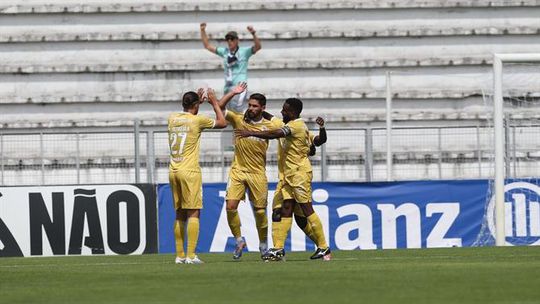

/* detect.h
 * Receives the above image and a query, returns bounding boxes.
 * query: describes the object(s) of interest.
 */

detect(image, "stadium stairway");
[1,0,540,184]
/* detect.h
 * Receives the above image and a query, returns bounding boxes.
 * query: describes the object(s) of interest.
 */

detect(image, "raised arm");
[200,23,217,54]
[218,82,247,110]
[313,116,327,146]
[207,89,227,128]
[247,26,261,54]
[235,128,285,140]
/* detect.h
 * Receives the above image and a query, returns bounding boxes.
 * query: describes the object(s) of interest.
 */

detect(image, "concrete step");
[6,65,540,104]
[1,6,540,43]
[3,35,540,74]
[2,0,538,14]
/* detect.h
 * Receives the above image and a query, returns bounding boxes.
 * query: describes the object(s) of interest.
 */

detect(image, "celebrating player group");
[167,23,331,264]
[167,83,331,263]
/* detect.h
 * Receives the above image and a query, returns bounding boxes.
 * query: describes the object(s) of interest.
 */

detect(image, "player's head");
[182,91,201,113]
[225,31,239,50]
[282,98,303,123]
[246,93,266,120]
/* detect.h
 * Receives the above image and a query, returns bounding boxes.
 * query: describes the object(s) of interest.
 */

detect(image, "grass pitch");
[1,247,539,304]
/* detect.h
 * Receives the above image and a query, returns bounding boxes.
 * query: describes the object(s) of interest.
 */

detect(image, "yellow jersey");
[168,112,215,172]
[272,118,286,179]
[273,118,316,179]
[281,118,313,175]
[227,110,280,175]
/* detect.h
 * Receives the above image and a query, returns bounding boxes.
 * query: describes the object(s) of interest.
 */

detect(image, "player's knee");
[226,200,239,211]
[294,214,308,230]
[281,201,294,217]
[186,209,200,218]
[272,208,281,222]
[299,202,314,217]
[176,209,186,221]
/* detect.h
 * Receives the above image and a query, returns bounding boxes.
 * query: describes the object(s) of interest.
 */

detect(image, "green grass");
[1,247,540,304]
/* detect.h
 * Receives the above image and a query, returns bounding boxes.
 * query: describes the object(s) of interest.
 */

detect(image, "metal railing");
[1,121,539,186]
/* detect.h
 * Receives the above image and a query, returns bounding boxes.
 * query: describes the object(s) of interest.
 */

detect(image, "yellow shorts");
[226,168,268,208]
[273,179,305,216]
[169,170,203,210]
[282,171,313,204]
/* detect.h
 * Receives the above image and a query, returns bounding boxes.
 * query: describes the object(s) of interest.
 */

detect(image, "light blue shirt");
[216,46,253,91]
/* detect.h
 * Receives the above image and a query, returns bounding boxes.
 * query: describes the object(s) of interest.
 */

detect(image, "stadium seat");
[1,0,540,183]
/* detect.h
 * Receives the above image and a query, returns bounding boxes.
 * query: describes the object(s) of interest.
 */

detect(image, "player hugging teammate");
[236,98,331,261]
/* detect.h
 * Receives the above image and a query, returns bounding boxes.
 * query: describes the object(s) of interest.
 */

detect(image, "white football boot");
[185,256,204,264]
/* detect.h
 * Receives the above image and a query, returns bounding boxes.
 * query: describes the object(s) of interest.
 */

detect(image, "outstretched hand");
[200,23,207,31]
[206,88,217,104]
[315,116,325,127]
[197,88,207,101]
[247,25,256,35]
[232,82,247,94]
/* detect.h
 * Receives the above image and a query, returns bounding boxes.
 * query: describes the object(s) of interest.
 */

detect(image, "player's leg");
[225,169,247,259]
[271,207,281,244]
[181,171,204,264]
[253,207,268,253]
[262,197,293,261]
[272,179,295,250]
[174,208,187,264]
[226,199,242,242]
[246,173,269,254]
[295,171,330,260]
[185,209,203,264]
[253,207,268,254]
[298,202,330,259]
[278,172,307,252]
[293,205,316,244]
[169,171,186,263]
[226,199,246,259]
[271,180,284,249]
[277,199,294,248]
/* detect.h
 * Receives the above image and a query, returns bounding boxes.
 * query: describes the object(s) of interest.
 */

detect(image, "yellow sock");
[271,220,281,247]
[226,210,242,238]
[307,213,328,249]
[254,209,268,244]
[274,217,292,249]
[186,217,200,259]
[174,220,186,258]
[297,215,317,243]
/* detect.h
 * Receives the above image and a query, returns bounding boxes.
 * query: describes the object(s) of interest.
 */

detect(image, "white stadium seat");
[1,0,540,183]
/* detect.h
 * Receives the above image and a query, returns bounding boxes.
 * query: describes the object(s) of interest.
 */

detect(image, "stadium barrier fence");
[2,121,538,186]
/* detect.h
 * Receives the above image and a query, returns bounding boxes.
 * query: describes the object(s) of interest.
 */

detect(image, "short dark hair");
[225,31,238,40]
[285,98,303,116]
[249,93,266,106]
[182,91,199,109]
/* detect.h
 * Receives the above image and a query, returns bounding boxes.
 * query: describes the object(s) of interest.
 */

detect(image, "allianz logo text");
[209,188,462,251]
